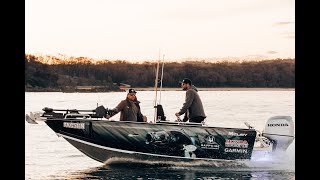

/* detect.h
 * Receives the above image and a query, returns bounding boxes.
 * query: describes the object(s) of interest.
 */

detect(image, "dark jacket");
[178,85,206,120]
[109,98,144,122]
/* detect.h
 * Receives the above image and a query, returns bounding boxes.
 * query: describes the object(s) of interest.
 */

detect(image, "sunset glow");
[25,0,295,62]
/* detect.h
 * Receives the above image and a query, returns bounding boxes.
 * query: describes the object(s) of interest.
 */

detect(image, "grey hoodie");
[178,85,206,119]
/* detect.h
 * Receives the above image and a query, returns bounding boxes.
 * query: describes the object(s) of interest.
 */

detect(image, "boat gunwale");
[45,117,256,131]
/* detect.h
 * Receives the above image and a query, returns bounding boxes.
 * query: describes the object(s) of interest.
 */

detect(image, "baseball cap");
[128,88,137,94]
[179,78,192,85]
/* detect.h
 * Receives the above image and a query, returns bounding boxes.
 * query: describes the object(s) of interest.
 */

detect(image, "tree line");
[25,54,295,91]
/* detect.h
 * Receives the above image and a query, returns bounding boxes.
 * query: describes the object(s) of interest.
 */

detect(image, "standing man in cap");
[175,78,206,123]
[106,88,147,122]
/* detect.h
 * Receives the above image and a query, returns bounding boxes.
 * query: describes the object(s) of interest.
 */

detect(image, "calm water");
[25,91,295,179]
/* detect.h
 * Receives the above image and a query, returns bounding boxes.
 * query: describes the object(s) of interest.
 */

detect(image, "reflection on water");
[66,163,295,180]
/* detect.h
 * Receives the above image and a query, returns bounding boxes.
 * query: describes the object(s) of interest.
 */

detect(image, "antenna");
[153,50,161,123]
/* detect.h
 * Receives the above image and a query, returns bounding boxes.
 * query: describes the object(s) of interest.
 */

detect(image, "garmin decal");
[224,148,248,153]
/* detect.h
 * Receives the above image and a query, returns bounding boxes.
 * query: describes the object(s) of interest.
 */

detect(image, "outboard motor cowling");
[262,116,294,152]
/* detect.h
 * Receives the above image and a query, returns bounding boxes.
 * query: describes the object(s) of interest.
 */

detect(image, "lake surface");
[25,91,295,179]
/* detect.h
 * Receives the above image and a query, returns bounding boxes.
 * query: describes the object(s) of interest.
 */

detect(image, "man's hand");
[143,115,148,122]
[175,112,182,122]
[104,115,111,119]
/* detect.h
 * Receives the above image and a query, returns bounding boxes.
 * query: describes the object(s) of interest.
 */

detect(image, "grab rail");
[64,114,91,119]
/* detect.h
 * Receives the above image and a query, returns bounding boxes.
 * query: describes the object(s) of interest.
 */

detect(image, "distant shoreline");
[25,87,295,92]
[124,87,295,91]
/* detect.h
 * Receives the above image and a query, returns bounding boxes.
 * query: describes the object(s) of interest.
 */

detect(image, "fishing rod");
[153,52,167,123]
[159,54,165,104]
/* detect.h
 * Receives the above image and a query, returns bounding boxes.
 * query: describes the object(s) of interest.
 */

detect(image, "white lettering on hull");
[63,122,85,129]
[228,132,247,136]
[224,148,248,153]
[267,123,289,127]
[225,139,249,148]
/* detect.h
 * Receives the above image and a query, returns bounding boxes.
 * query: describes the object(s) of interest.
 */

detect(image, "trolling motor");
[41,106,111,119]
[26,106,114,124]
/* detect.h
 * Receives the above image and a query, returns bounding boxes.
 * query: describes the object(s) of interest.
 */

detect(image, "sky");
[25,0,295,62]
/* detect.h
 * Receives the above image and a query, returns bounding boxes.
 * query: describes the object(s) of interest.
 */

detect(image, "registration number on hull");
[63,122,85,129]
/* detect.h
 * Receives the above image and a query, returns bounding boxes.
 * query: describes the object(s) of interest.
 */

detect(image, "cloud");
[273,21,294,26]
[266,51,278,54]
[272,22,295,39]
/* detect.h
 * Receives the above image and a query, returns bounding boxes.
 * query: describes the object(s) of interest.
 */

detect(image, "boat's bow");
[25,111,46,124]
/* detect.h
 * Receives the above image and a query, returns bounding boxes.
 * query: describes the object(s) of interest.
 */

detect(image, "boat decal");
[200,135,219,150]
[207,135,214,143]
[267,123,289,127]
[228,132,247,136]
[200,143,219,150]
[63,122,85,129]
[225,139,249,148]
[224,148,248,153]
[57,133,240,162]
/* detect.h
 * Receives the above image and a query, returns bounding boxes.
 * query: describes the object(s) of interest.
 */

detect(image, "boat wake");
[103,145,294,171]
[66,159,294,180]
[247,153,294,171]
[104,157,249,168]
[66,136,295,180]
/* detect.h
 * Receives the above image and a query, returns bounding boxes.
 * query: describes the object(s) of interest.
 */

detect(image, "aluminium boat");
[25,105,294,166]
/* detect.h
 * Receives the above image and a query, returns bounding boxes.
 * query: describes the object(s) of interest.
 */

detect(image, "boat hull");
[60,133,249,166]
[45,119,256,163]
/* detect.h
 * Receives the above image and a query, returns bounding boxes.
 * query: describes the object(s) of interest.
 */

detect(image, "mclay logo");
[228,132,247,136]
